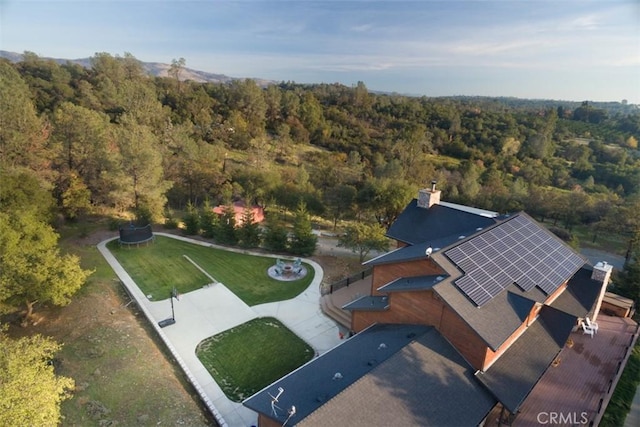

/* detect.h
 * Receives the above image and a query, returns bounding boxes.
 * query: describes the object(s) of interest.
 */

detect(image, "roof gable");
[475,305,576,412]
[435,281,548,350]
[550,266,604,318]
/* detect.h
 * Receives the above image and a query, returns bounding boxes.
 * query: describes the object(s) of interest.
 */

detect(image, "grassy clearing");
[601,340,640,426]
[107,235,314,305]
[571,223,629,256]
[35,225,214,426]
[196,317,314,402]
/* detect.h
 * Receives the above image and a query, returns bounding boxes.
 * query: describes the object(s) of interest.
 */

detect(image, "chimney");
[591,261,613,322]
[417,180,441,209]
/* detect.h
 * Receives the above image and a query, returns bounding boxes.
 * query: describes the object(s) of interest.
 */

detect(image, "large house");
[243,183,611,426]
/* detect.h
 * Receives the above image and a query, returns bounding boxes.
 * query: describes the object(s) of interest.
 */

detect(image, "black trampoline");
[119,224,155,246]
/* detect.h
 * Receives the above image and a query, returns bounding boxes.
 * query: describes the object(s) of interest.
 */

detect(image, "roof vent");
[476,227,483,231]
[367,359,377,366]
[378,343,387,350]
[333,372,343,380]
[436,276,444,281]
[458,235,466,239]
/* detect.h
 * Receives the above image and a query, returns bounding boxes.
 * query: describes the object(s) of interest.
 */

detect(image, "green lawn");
[107,235,314,305]
[195,317,314,402]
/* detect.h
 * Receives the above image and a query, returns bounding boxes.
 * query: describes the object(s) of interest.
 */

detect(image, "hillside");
[0,50,275,86]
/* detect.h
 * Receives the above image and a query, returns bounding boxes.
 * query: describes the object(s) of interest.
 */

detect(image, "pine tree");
[238,207,262,248]
[182,201,200,235]
[289,202,317,256]
[200,199,218,239]
[216,204,238,245]
[263,218,289,253]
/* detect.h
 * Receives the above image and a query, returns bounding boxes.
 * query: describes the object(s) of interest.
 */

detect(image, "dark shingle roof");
[342,295,389,311]
[386,200,497,246]
[365,239,456,266]
[435,280,548,351]
[550,266,602,318]
[475,305,576,412]
[365,241,433,266]
[242,324,430,424]
[299,327,497,427]
[377,274,448,292]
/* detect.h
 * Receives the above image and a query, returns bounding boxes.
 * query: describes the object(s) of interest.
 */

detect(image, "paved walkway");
[98,233,343,427]
[626,387,640,427]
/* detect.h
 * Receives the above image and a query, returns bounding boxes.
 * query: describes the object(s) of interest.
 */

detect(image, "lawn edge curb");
[98,236,229,427]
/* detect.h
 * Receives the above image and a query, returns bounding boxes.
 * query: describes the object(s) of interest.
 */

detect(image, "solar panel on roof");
[444,214,585,306]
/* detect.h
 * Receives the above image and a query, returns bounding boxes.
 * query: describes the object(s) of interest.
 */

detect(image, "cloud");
[350,24,374,33]
[567,13,601,30]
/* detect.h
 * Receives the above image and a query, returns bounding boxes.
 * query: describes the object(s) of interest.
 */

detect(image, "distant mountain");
[0,50,275,87]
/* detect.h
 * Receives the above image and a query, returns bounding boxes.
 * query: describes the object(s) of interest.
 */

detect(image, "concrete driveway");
[98,233,343,427]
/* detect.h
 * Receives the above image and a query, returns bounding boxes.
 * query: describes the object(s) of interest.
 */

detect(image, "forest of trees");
[1,51,640,424]
[2,52,640,248]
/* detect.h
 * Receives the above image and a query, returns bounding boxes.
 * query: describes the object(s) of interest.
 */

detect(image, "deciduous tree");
[60,170,92,220]
[0,211,92,323]
[0,168,55,222]
[0,331,74,426]
[338,222,389,262]
[324,184,357,230]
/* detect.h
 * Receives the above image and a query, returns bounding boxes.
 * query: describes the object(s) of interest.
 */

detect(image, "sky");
[1,0,639,103]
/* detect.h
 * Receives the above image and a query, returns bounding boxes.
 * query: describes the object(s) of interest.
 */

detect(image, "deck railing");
[322,268,372,295]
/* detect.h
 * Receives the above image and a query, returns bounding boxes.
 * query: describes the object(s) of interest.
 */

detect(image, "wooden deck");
[514,315,638,426]
[320,276,372,328]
